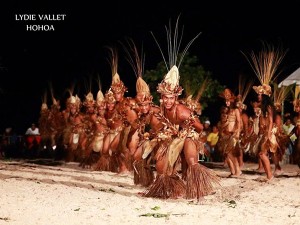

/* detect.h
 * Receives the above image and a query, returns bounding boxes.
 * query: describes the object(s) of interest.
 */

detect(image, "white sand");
[0,159,299,225]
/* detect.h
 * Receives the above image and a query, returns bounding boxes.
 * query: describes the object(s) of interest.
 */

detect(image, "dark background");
[1,1,300,134]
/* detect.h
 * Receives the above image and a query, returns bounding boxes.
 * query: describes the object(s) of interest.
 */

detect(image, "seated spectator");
[25,123,41,152]
[25,123,40,136]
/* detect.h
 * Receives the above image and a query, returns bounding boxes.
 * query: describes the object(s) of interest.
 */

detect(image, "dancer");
[243,42,288,180]
[143,16,221,201]
[218,88,242,177]
[123,39,162,186]
[235,75,254,167]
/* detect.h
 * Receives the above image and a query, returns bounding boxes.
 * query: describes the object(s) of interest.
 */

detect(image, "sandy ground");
[0,159,300,225]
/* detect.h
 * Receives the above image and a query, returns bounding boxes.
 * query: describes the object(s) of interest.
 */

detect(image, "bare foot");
[255,168,265,174]
[267,175,274,181]
[229,171,242,178]
[255,175,274,182]
[274,170,284,177]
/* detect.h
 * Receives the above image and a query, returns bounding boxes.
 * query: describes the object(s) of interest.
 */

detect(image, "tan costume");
[235,76,253,157]
[217,89,240,157]
[110,73,135,173]
[143,18,221,199]
[249,103,262,156]
[243,43,288,179]
[63,94,85,162]
[129,76,160,187]
[90,90,107,154]
[94,90,121,172]
[80,91,107,168]
[122,40,160,185]
[143,65,220,200]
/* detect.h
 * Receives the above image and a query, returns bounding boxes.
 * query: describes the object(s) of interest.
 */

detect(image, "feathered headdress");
[82,75,95,107]
[236,74,254,110]
[66,85,81,109]
[105,89,116,104]
[242,42,288,97]
[67,95,81,109]
[219,88,236,102]
[180,77,209,115]
[153,15,201,96]
[272,82,292,112]
[83,92,95,107]
[107,47,127,94]
[41,91,48,112]
[49,82,60,110]
[95,75,105,107]
[96,90,105,105]
[122,38,153,104]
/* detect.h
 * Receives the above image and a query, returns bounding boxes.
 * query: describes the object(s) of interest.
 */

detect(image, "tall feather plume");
[106,45,128,93]
[180,77,209,115]
[106,46,118,78]
[122,38,144,79]
[42,90,48,104]
[195,77,210,102]
[65,81,76,98]
[94,74,105,104]
[121,38,151,98]
[273,82,293,105]
[48,81,54,100]
[238,74,254,103]
[40,89,48,111]
[150,15,201,70]
[83,75,93,94]
[48,81,58,105]
[95,74,102,91]
[184,82,192,98]
[241,42,288,86]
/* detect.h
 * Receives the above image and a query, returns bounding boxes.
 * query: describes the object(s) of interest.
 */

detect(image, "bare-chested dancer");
[143,17,221,201]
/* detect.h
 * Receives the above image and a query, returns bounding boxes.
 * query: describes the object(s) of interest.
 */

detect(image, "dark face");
[113,91,124,102]
[106,102,115,111]
[212,126,218,133]
[295,105,300,113]
[225,100,231,107]
[139,102,151,114]
[86,106,95,114]
[257,93,262,103]
[162,94,176,110]
[70,105,77,115]
[285,119,292,125]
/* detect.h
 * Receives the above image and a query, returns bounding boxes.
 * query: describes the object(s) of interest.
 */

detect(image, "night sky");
[1,1,300,134]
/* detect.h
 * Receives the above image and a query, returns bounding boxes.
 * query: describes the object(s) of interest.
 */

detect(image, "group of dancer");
[217,43,300,181]
[36,19,300,202]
